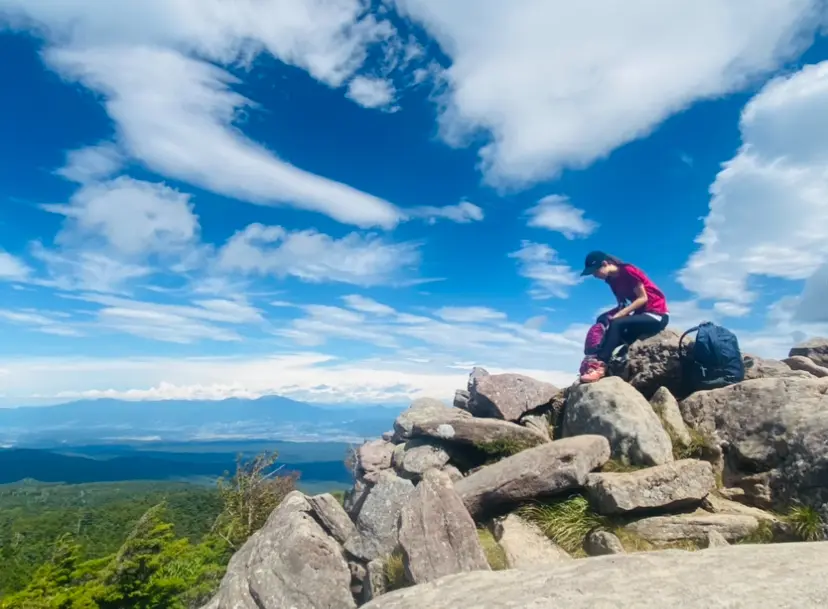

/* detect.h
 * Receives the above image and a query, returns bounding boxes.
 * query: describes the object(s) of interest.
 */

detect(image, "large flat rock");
[470,373,558,421]
[455,436,610,518]
[411,415,547,450]
[585,459,715,515]
[563,377,674,466]
[398,469,489,584]
[362,542,828,608]
[623,511,759,544]
[394,397,466,441]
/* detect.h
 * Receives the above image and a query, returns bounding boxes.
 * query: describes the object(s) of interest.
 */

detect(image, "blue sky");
[1,0,828,407]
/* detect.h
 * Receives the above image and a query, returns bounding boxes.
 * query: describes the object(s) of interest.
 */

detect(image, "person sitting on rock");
[578,250,670,383]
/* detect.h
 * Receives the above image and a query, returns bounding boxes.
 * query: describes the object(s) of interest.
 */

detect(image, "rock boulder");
[679,377,828,521]
[394,398,465,441]
[469,373,558,421]
[649,386,691,447]
[622,329,683,398]
[492,514,571,567]
[392,438,451,479]
[398,469,489,584]
[623,511,759,544]
[345,471,415,562]
[784,355,828,378]
[411,415,547,450]
[455,435,611,518]
[203,491,355,609]
[361,543,828,609]
[308,493,356,544]
[563,377,674,466]
[585,459,715,515]
[357,439,395,482]
[743,356,810,380]
[789,337,828,367]
[583,530,625,556]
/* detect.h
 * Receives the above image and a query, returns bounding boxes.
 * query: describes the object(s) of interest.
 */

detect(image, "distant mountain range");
[0,396,405,446]
[0,442,353,490]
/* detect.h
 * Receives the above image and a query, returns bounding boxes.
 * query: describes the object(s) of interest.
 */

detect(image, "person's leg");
[596,315,663,362]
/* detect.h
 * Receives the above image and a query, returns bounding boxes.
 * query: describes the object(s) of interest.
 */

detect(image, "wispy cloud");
[346,75,397,109]
[525,195,597,239]
[406,201,484,224]
[0,251,31,281]
[0,309,82,337]
[509,241,581,299]
[217,223,422,286]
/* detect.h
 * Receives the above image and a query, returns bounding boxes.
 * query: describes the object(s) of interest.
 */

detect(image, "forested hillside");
[0,452,332,608]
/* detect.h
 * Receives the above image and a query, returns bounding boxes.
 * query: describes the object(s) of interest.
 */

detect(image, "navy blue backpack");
[679,322,745,394]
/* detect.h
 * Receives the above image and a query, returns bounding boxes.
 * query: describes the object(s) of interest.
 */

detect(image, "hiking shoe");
[580,362,606,383]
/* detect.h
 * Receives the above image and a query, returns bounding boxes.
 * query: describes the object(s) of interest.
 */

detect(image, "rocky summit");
[201,331,828,609]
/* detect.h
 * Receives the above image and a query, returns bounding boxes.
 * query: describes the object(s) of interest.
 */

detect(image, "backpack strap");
[678,325,699,362]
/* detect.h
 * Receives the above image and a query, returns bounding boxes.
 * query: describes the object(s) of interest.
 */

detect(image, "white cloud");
[434,306,506,323]
[0,350,574,407]
[0,309,82,337]
[680,61,828,314]
[217,223,421,286]
[509,241,580,299]
[277,296,585,377]
[56,143,123,184]
[72,294,265,343]
[342,294,397,316]
[713,301,751,318]
[43,177,199,256]
[30,244,152,294]
[525,195,597,239]
[44,46,404,229]
[0,251,31,281]
[796,263,828,323]
[392,0,823,187]
[346,75,397,108]
[0,0,389,86]
[406,201,484,224]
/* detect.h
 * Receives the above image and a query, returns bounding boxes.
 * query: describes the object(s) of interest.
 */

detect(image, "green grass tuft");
[599,459,647,473]
[477,528,508,570]
[784,504,826,542]
[737,519,776,545]
[384,550,409,591]
[672,427,715,461]
[474,437,541,461]
[518,495,606,556]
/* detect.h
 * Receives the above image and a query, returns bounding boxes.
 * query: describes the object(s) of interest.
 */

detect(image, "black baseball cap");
[580,250,608,276]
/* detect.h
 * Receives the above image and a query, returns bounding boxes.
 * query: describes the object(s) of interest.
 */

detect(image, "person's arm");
[610,282,648,319]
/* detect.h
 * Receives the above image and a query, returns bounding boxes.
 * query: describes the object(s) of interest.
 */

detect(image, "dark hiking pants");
[597,313,669,363]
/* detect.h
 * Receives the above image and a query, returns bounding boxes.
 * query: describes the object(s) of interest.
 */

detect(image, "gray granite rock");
[455,436,611,518]
[345,471,416,562]
[398,469,489,584]
[361,542,828,609]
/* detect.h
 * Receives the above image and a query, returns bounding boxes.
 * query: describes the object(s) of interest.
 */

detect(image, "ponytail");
[603,254,627,266]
